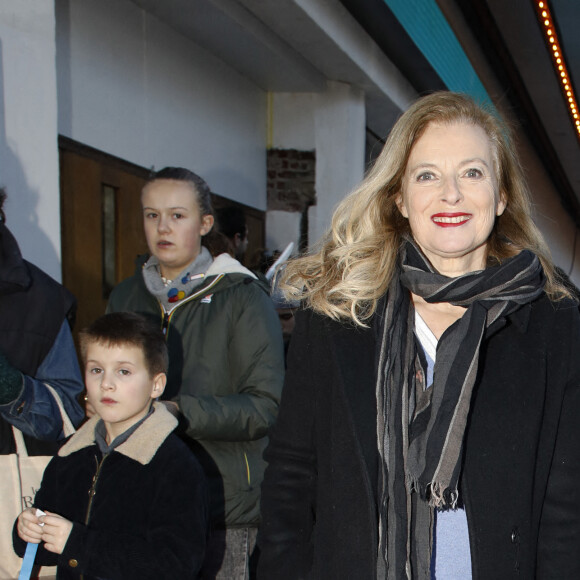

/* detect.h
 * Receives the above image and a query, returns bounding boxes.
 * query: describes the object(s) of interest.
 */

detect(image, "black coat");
[0,223,79,455]
[13,404,209,579]
[258,294,580,579]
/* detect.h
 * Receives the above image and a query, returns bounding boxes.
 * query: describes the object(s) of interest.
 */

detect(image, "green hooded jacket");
[107,253,285,528]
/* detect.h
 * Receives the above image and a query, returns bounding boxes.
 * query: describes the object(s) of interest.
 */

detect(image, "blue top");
[0,320,84,439]
[414,313,472,579]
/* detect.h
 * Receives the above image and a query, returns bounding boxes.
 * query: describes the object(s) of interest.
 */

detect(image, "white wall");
[268,82,366,254]
[56,0,267,209]
[266,210,302,255]
[271,92,317,151]
[0,1,62,280]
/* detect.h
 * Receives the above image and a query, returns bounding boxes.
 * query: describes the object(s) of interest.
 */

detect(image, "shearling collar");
[59,402,178,465]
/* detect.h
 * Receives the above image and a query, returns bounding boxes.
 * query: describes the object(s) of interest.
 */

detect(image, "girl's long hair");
[281,92,569,326]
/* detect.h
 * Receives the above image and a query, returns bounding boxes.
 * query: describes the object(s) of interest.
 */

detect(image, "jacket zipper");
[158,274,226,337]
[244,452,251,486]
[79,454,108,580]
[85,454,108,525]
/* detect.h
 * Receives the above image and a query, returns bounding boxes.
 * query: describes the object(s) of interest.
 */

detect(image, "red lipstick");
[431,213,472,227]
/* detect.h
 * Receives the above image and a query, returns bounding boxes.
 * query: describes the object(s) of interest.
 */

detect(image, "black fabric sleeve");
[257,309,318,579]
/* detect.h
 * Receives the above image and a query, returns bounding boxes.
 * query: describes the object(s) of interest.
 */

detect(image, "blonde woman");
[257,92,580,579]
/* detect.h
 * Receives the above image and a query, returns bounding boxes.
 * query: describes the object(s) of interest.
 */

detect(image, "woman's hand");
[17,507,43,543]
[38,511,73,554]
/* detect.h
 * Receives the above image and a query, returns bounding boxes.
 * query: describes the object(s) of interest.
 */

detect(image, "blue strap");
[18,543,38,580]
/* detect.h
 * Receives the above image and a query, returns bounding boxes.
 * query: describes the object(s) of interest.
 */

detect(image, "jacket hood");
[135,252,256,279]
[203,253,273,296]
[205,253,257,279]
[59,402,177,465]
[134,251,267,302]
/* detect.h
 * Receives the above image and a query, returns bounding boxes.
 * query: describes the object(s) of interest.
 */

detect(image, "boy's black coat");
[13,404,209,579]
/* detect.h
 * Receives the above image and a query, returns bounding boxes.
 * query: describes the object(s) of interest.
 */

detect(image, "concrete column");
[0,1,61,280]
[309,80,365,247]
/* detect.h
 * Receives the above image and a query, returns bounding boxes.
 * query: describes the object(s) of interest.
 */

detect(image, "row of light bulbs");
[535,1,580,136]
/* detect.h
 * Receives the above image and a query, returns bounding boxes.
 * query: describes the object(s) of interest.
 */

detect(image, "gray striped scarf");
[375,239,546,579]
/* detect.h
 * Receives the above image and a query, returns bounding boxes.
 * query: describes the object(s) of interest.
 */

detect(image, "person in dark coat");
[257,92,580,579]
[14,312,209,579]
[0,188,85,577]
[0,189,84,454]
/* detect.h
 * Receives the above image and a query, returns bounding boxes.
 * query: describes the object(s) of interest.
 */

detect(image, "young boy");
[14,312,209,579]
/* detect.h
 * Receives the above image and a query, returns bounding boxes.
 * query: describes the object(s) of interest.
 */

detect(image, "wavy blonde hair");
[281,91,568,326]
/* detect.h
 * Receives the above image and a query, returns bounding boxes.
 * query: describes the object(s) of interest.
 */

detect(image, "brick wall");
[267,148,316,212]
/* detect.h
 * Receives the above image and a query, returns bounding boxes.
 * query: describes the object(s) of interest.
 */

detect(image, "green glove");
[0,351,23,405]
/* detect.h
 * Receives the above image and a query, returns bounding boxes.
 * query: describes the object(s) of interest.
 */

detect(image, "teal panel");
[384,0,491,104]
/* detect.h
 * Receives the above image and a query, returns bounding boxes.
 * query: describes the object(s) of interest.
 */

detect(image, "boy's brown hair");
[79,312,168,377]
